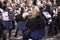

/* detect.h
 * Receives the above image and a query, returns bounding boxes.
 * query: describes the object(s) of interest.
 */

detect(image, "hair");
[22,12,32,19]
[31,12,40,18]
[6,7,13,12]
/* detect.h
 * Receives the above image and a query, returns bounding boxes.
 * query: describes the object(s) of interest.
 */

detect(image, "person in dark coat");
[15,14,25,23]
[2,0,7,11]
[45,1,53,15]
[15,7,25,23]
[0,9,6,40]
[8,7,15,29]
[25,12,46,40]
[20,7,24,14]
[15,7,26,37]
[5,7,14,38]
[55,6,60,33]
[0,17,6,40]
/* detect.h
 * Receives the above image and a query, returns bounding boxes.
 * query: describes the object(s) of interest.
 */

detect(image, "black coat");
[0,19,5,34]
[26,15,46,31]
[20,7,24,14]
[15,14,26,23]
[55,12,60,26]
[8,12,14,21]
[57,12,60,21]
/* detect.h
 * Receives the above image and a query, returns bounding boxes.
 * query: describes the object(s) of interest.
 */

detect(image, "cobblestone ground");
[0,29,60,40]
[1,23,60,40]
[2,29,60,40]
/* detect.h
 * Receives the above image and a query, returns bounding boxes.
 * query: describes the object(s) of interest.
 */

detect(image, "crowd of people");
[0,0,60,40]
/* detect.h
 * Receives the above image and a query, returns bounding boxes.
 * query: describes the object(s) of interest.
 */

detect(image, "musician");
[2,7,14,38]
[22,5,46,40]
[0,8,6,40]
[7,7,15,29]
[55,6,60,33]
[25,10,46,40]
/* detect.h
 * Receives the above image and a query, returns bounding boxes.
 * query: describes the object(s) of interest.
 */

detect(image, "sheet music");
[43,12,52,19]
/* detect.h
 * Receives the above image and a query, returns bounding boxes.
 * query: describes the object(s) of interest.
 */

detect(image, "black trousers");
[12,21,15,29]
[0,32,6,40]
